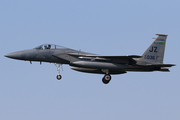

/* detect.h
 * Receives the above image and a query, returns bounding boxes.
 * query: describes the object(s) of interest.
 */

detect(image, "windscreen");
[34,44,67,50]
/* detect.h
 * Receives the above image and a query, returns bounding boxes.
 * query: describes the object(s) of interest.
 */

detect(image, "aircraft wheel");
[56,75,62,80]
[102,78,109,84]
[104,74,111,81]
[102,74,111,84]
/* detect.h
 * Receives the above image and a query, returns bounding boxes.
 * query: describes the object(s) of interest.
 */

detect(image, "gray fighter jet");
[5,34,175,84]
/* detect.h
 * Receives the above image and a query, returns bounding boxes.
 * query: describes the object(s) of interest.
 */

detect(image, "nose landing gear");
[54,63,63,80]
[56,75,62,80]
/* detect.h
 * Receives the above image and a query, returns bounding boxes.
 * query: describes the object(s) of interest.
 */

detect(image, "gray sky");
[0,0,179,120]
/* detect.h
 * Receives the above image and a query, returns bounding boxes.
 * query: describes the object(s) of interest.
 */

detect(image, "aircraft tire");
[102,74,111,84]
[56,75,62,80]
[102,78,109,84]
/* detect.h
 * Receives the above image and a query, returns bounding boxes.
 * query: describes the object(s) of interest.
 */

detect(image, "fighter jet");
[5,34,175,84]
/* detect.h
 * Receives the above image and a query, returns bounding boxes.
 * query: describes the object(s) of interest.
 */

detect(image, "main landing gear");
[101,69,112,84]
[54,63,63,80]
[102,74,111,84]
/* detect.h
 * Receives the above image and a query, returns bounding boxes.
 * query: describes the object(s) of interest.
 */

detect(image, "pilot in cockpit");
[34,44,64,50]
[44,44,51,49]
[48,45,51,49]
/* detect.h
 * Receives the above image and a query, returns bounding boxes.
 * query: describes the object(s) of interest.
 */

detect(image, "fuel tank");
[71,67,127,74]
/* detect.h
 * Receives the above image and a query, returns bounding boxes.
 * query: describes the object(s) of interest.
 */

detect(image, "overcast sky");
[0,0,180,120]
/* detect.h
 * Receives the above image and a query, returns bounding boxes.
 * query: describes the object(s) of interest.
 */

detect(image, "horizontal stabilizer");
[137,64,175,67]
[158,68,170,72]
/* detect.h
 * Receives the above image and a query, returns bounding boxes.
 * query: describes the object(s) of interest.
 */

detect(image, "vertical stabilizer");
[138,34,168,64]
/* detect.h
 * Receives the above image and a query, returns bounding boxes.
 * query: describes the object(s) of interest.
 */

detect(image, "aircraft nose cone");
[4,51,23,60]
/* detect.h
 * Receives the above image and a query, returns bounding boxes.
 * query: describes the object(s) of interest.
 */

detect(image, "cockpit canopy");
[34,44,67,50]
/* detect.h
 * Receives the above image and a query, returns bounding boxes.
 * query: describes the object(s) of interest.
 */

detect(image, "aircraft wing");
[68,53,142,65]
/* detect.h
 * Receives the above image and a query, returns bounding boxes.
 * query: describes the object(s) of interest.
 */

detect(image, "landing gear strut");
[54,63,63,80]
[102,74,111,84]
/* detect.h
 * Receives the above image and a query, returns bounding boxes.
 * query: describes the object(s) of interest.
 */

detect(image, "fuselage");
[4,34,175,84]
[4,44,160,74]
